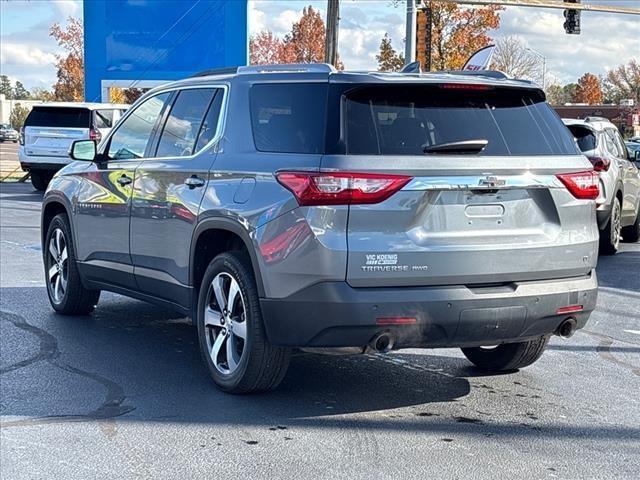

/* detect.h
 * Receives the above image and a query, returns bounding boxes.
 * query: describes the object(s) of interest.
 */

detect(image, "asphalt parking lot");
[1,181,639,479]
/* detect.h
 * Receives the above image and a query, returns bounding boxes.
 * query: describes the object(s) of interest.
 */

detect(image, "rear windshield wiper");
[422,139,488,154]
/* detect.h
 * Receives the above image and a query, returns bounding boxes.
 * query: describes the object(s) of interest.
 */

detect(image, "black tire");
[196,251,290,394]
[461,336,550,372]
[44,214,100,315]
[621,210,640,243]
[31,170,51,191]
[599,197,621,255]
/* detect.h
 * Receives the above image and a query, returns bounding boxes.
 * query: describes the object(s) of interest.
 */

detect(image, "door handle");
[117,175,132,186]
[185,175,206,189]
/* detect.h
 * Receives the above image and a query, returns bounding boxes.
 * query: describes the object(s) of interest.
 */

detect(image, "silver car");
[19,102,128,191]
[42,64,599,393]
[564,117,640,252]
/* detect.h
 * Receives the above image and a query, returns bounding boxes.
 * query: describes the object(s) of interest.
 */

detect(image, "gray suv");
[42,64,599,393]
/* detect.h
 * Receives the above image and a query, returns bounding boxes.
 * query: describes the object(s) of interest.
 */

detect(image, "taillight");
[587,156,610,172]
[19,127,24,146]
[276,171,412,206]
[89,127,102,142]
[556,170,599,200]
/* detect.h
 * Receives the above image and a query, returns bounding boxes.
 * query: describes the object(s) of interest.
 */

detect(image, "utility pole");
[325,0,340,66]
[404,0,417,64]
[416,2,433,71]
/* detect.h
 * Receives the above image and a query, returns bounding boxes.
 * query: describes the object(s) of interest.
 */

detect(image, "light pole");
[526,47,546,90]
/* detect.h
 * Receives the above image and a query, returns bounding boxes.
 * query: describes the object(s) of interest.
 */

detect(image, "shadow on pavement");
[3,287,640,442]
[597,250,640,293]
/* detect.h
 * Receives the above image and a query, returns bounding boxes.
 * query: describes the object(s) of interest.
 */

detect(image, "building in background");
[554,104,640,138]
[83,0,248,102]
[0,95,43,124]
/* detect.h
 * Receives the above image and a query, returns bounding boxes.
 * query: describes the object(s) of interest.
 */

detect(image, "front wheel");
[461,336,550,372]
[196,252,290,394]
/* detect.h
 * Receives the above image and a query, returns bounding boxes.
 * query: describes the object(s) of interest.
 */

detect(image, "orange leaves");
[430,4,503,71]
[49,17,84,101]
[574,73,603,105]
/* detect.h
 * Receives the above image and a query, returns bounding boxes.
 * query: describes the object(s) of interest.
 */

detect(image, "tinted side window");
[603,130,623,157]
[108,93,170,160]
[94,110,114,128]
[156,88,219,158]
[25,107,90,128]
[194,89,224,153]
[250,83,327,154]
[567,125,597,152]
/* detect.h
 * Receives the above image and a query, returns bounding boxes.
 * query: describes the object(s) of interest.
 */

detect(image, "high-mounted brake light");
[556,170,599,200]
[587,156,611,172]
[276,171,412,206]
[439,83,492,91]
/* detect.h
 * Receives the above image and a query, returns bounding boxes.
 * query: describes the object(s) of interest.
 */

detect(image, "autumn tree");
[491,36,540,81]
[280,6,326,64]
[376,33,405,72]
[573,73,603,105]
[603,59,640,104]
[249,6,343,69]
[123,88,146,104]
[427,3,503,71]
[50,17,84,101]
[249,31,284,65]
[30,88,55,101]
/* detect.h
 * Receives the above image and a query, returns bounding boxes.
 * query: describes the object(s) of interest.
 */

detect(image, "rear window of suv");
[340,85,578,156]
[24,107,91,128]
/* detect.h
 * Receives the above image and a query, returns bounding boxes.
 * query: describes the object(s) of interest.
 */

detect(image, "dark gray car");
[42,64,599,393]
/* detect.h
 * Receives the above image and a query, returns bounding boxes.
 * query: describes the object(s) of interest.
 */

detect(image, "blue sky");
[1,0,638,91]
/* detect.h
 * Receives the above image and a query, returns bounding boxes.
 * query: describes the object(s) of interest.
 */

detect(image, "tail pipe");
[367,332,395,353]
[556,317,577,338]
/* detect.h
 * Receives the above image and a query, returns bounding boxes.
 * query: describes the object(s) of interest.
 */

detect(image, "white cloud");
[50,0,81,19]
[1,43,57,66]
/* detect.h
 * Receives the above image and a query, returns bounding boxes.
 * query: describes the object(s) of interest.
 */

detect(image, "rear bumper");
[19,149,70,171]
[260,273,598,348]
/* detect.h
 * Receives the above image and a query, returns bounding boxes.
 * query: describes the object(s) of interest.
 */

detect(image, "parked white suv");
[19,103,128,190]
[564,117,640,253]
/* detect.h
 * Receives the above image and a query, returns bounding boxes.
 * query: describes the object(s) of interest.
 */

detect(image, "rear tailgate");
[324,82,599,287]
[23,107,90,158]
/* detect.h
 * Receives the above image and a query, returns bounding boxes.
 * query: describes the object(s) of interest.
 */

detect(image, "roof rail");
[584,116,610,123]
[237,63,337,74]
[190,67,239,78]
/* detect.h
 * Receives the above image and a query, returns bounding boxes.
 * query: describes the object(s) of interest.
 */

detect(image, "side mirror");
[70,140,97,161]
[634,150,640,162]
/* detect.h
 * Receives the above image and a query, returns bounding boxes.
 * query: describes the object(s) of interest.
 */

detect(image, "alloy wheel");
[47,228,68,304]
[204,272,247,375]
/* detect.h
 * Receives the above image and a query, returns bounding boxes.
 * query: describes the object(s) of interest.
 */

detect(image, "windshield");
[340,85,578,156]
